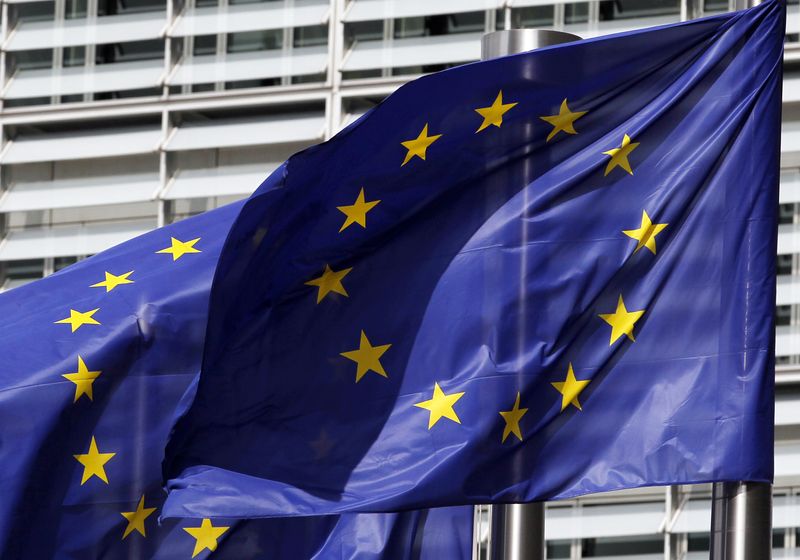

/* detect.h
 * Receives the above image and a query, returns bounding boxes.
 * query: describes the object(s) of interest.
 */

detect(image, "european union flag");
[163,0,784,519]
[0,196,473,557]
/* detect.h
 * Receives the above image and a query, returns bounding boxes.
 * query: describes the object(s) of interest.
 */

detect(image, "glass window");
[582,535,663,556]
[780,203,795,225]
[195,0,217,6]
[501,6,554,29]
[600,0,680,21]
[12,49,52,71]
[193,35,217,56]
[395,12,484,39]
[98,0,164,16]
[64,46,86,67]
[688,533,710,552]
[95,39,163,64]
[704,0,728,12]
[5,259,44,281]
[778,254,793,275]
[55,256,79,272]
[546,539,570,558]
[565,3,589,24]
[294,25,328,48]
[14,2,55,23]
[345,20,383,48]
[776,305,792,327]
[227,29,283,53]
[773,528,785,548]
[65,0,88,19]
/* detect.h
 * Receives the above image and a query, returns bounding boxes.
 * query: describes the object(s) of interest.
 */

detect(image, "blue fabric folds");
[163,1,784,519]
[0,199,472,557]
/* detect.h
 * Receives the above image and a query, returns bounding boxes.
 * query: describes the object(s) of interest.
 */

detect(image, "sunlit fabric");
[164,1,783,519]
[0,199,473,558]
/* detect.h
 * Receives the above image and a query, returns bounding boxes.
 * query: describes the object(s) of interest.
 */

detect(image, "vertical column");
[710,482,773,560]
[480,28,581,560]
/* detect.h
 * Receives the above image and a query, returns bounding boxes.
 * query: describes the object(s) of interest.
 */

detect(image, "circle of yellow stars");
[306,88,666,447]
[51,83,669,554]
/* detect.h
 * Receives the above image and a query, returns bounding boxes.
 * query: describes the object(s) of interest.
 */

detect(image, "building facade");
[0,0,797,558]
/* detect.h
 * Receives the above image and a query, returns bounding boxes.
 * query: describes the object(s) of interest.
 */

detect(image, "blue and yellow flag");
[0,198,473,557]
[163,1,784,519]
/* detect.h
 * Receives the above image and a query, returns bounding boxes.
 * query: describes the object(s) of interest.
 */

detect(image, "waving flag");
[163,1,783,519]
[0,198,472,558]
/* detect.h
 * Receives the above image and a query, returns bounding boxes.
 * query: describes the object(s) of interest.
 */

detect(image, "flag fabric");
[163,1,783,519]
[0,198,473,558]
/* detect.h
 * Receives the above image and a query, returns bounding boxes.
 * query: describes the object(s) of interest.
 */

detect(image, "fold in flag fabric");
[164,0,783,519]
[0,198,473,558]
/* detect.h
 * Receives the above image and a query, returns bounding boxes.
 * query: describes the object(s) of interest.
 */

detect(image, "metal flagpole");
[710,482,772,559]
[480,28,580,560]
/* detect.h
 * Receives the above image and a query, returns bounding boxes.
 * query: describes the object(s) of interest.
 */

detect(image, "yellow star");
[551,363,591,412]
[90,271,134,292]
[340,330,391,382]
[603,134,640,176]
[401,124,442,166]
[184,519,230,558]
[598,295,645,345]
[337,188,380,233]
[305,265,353,303]
[414,382,465,429]
[156,237,201,261]
[475,91,518,133]
[539,98,587,142]
[73,436,116,485]
[55,308,100,333]
[499,391,528,443]
[622,210,668,255]
[62,356,101,403]
[120,495,157,539]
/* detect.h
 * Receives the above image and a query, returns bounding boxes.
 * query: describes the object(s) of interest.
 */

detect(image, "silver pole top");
[481,29,581,60]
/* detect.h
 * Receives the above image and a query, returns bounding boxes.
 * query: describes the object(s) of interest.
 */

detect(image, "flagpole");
[710,482,772,559]
[480,28,580,560]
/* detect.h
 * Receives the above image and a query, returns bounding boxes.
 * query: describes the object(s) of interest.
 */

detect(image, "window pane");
[227,29,283,53]
[13,49,52,71]
[780,203,795,225]
[5,259,44,280]
[193,35,217,56]
[65,0,88,19]
[546,539,570,558]
[64,46,86,67]
[778,254,793,275]
[294,25,328,48]
[776,305,792,327]
[582,535,663,556]
[565,3,589,24]
[55,256,79,272]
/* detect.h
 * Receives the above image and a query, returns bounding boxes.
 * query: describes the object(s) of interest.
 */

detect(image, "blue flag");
[163,0,783,519]
[0,198,472,558]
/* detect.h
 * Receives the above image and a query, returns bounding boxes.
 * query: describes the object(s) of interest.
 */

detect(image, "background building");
[0,0,796,558]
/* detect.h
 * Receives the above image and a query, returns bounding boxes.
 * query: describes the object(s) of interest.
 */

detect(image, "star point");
[340,330,391,382]
[401,124,442,166]
[598,295,646,345]
[623,210,668,255]
[62,356,101,403]
[73,436,115,485]
[184,518,230,558]
[305,265,352,303]
[90,270,134,292]
[156,237,201,261]
[414,382,465,429]
[337,188,380,233]
[540,98,587,142]
[55,308,100,332]
[499,391,528,443]
[551,363,591,412]
[475,90,518,132]
[603,133,640,176]
[121,495,157,539]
